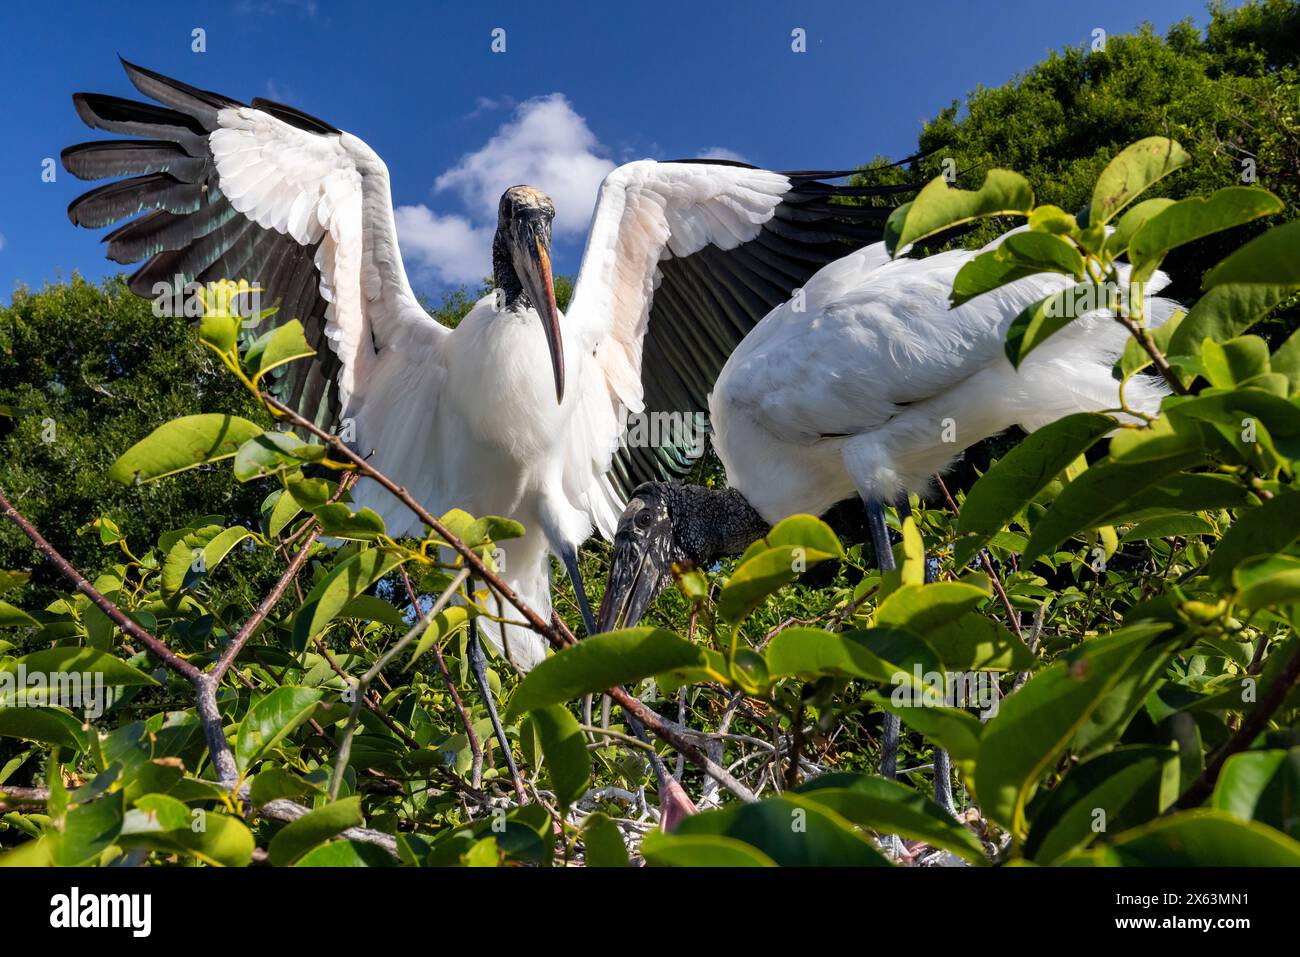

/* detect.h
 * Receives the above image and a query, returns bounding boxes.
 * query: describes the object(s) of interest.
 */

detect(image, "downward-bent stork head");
[493,185,564,403]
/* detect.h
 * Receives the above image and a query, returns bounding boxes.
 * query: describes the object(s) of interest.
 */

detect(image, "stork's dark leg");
[864,497,904,857]
[558,543,598,637]
[865,498,901,781]
[467,611,525,802]
[559,545,688,824]
[895,496,957,816]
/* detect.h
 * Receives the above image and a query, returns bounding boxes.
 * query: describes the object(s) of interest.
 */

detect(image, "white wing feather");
[561,161,794,538]
[208,107,448,537]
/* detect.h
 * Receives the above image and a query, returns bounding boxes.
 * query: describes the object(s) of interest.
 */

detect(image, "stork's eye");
[634,510,654,530]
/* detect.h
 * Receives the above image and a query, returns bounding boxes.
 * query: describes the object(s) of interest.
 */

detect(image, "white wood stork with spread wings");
[63,61,907,685]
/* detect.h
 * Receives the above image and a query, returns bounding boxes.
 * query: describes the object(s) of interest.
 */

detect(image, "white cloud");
[697,146,749,164]
[393,206,492,286]
[434,94,614,237]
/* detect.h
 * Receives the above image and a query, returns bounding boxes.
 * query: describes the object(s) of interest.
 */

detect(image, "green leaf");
[120,794,255,866]
[505,628,701,719]
[407,606,470,666]
[311,503,387,542]
[340,594,408,628]
[1167,220,1300,362]
[292,548,406,651]
[1271,327,1300,395]
[875,581,991,634]
[268,796,364,866]
[0,707,91,750]
[246,319,316,382]
[50,792,124,865]
[722,516,842,622]
[1090,810,1300,866]
[1004,284,1098,368]
[529,704,589,811]
[1103,197,1176,257]
[295,840,393,866]
[235,686,325,772]
[998,231,1085,279]
[109,414,264,484]
[641,831,777,866]
[1024,745,1178,863]
[1022,453,1203,564]
[669,795,890,866]
[950,249,1041,307]
[974,624,1165,836]
[582,812,629,867]
[1088,137,1190,227]
[1127,187,1283,285]
[923,613,1036,672]
[0,600,38,628]
[1205,490,1300,587]
[162,525,254,597]
[1235,563,1300,612]
[249,766,323,807]
[798,773,988,865]
[884,169,1033,255]
[0,646,157,689]
[956,413,1118,564]
[264,488,304,538]
[1212,748,1300,839]
[232,431,326,483]
[861,690,984,763]
[764,627,907,684]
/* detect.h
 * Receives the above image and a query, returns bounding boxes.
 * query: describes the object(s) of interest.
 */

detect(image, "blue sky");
[0,0,1214,303]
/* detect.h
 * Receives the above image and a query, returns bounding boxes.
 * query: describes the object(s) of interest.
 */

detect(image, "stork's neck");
[674,486,770,564]
[492,227,525,307]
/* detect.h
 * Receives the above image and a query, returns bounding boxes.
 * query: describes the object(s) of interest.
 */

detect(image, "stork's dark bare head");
[493,185,563,402]
[596,482,770,633]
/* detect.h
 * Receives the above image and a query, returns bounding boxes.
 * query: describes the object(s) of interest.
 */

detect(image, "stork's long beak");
[597,519,675,633]
[512,216,564,403]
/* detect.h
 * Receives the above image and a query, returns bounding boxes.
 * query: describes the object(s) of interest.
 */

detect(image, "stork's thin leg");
[895,496,957,816]
[467,613,526,804]
[558,545,692,826]
[558,543,598,637]
[864,497,905,857]
[865,498,901,781]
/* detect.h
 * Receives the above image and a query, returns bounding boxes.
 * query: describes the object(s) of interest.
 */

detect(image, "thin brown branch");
[0,486,201,682]
[1115,314,1188,396]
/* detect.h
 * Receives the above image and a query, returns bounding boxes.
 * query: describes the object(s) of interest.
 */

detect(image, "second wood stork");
[63,60,909,795]
[597,231,1179,815]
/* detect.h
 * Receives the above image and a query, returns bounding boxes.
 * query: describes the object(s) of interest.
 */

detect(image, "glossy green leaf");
[1212,748,1300,839]
[798,773,988,864]
[1127,186,1283,285]
[953,413,1116,565]
[505,628,702,719]
[975,624,1165,835]
[529,704,589,811]
[268,795,364,866]
[235,686,325,772]
[1168,220,1300,362]
[292,548,406,651]
[582,812,629,867]
[1088,137,1189,226]
[246,319,316,382]
[641,831,777,866]
[884,169,1033,255]
[668,795,890,866]
[109,414,264,484]
[232,431,326,483]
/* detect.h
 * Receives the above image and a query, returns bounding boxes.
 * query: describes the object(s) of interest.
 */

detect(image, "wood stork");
[597,231,1179,816]
[63,60,910,796]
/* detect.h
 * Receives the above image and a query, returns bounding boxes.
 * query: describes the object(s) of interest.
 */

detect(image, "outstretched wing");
[564,159,913,537]
[64,60,448,535]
